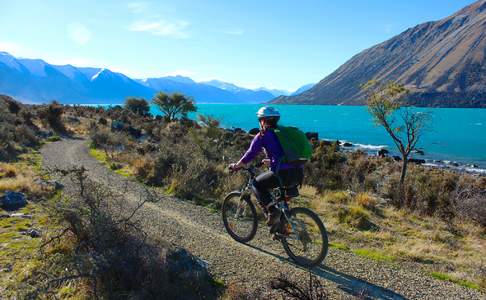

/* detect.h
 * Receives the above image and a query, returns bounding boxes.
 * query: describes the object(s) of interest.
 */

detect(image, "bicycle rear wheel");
[222,191,258,243]
[281,207,328,267]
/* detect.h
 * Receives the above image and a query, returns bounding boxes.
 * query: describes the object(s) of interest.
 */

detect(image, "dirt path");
[41,139,483,300]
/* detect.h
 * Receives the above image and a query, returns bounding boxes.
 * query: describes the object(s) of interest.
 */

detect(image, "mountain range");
[0,51,313,104]
[273,0,486,107]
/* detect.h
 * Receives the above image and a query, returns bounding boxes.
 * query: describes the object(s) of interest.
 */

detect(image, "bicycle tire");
[281,207,329,267]
[222,191,258,243]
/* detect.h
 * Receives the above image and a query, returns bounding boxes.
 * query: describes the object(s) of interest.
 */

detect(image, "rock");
[9,213,32,219]
[393,156,402,161]
[409,158,426,164]
[248,128,260,135]
[1,191,26,210]
[305,132,318,141]
[167,248,210,281]
[413,149,425,155]
[21,228,41,238]
[377,148,389,157]
[0,214,9,219]
[342,142,353,147]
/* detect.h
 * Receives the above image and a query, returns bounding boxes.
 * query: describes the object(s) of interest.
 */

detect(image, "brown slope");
[274,0,486,107]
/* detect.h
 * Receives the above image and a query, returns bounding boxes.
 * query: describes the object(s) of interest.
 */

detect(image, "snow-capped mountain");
[0,51,278,104]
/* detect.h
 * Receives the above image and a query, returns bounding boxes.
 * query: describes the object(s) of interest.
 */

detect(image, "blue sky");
[0,0,476,91]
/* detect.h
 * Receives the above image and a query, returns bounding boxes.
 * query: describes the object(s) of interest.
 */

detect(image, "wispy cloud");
[220,28,244,35]
[128,2,146,14]
[128,19,190,38]
[67,22,92,45]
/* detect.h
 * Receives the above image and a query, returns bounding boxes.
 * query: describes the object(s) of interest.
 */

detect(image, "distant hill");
[290,83,314,96]
[273,0,486,107]
[0,52,275,104]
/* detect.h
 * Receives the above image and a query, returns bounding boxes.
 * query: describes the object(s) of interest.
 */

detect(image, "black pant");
[252,168,304,206]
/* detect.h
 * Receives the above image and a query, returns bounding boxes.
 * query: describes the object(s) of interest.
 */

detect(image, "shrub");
[26,168,217,298]
[305,141,345,192]
[322,190,351,204]
[125,97,150,116]
[38,101,66,133]
[337,205,376,230]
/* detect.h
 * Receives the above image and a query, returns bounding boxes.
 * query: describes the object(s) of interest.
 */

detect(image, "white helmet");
[256,106,280,119]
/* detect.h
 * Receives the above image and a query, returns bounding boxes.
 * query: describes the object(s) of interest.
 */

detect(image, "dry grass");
[0,162,49,197]
[302,189,486,292]
[355,192,378,209]
[0,163,18,178]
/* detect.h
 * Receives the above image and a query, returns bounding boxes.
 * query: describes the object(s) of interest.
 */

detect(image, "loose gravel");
[41,139,484,300]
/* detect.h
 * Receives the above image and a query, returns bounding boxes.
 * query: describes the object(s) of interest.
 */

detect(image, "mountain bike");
[222,164,329,267]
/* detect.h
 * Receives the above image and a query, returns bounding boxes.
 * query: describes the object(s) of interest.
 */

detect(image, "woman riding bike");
[229,106,304,227]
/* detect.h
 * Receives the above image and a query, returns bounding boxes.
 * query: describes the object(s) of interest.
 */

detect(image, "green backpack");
[273,125,313,163]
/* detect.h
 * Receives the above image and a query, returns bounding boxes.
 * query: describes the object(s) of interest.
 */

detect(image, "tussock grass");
[301,188,486,291]
[430,272,480,290]
[329,242,349,251]
[0,163,18,178]
[337,205,376,231]
[355,192,378,209]
[353,248,395,262]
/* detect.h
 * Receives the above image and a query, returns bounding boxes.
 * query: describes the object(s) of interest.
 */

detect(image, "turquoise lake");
[150,104,486,168]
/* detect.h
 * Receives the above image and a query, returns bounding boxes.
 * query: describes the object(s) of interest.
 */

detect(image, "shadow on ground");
[246,244,407,300]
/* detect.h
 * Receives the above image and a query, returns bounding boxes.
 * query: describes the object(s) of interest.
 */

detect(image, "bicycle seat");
[282,185,299,198]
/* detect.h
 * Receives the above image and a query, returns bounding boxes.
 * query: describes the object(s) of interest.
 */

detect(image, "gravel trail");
[41,139,484,300]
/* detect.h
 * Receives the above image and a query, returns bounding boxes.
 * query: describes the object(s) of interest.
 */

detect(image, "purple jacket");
[238,129,302,172]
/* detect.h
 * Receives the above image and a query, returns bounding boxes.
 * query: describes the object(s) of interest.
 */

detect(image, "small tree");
[38,101,66,133]
[152,92,196,122]
[125,97,150,116]
[362,81,430,202]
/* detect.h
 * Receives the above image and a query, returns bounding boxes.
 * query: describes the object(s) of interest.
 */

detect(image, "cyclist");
[229,106,304,227]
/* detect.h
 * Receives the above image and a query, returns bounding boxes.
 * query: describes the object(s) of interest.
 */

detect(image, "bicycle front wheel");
[222,191,258,243]
[281,207,328,267]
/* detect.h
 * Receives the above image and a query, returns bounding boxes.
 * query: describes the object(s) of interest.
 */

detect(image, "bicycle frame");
[236,165,297,235]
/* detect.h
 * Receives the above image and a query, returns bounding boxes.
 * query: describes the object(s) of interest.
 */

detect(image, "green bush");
[305,141,345,191]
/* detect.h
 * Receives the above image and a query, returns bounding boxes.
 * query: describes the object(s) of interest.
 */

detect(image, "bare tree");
[361,81,430,202]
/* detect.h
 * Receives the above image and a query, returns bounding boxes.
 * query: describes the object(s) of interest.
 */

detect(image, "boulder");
[248,128,260,135]
[10,213,32,219]
[377,148,389,157]
[305,132,318,141]
[342,142,353,147]
[20,228,41,238]
[167,248,210,281]
[1,191,26,210]
[413,149,425,155]
[409,158,426,164]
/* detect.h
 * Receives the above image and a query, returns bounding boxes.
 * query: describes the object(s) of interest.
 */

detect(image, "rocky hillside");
[274,0,486,107]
